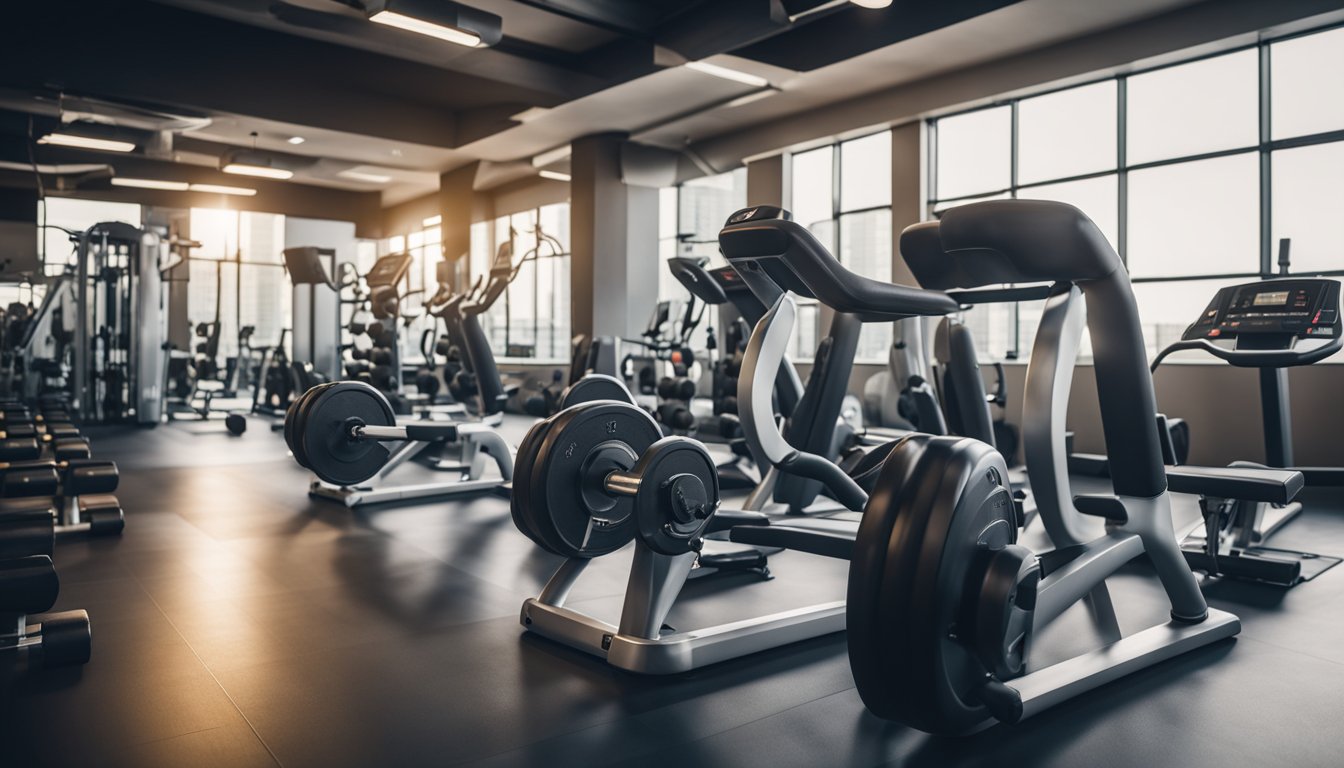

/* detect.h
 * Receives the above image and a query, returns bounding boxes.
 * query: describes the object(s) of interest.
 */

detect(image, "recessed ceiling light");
[423,214,442,227]
[189,183,257,196]
[850,0,892,8]
[369,10,480,47]
[111,177,190,191]
[684,61,769,88]
[223,163,294,180]
[339,169,393,184]
[539,170,571,182]
[38,133,136,153]
[287,136,306,145]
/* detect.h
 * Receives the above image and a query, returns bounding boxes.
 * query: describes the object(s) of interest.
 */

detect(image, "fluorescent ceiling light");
[423,214,442,227]
[851,0,892,8]
[287,136,306,145]
[370,10,480,47]
[38,133,136,153]
[539,170,571,182]
[531,145,571,168]
[339,169,393,184]
[189,183,257,196]
[111,177,190,191]
[223,163,294,180]
[684,61,769,88]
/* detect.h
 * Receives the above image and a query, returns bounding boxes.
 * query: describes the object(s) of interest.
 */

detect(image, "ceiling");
[0,0,1213,208]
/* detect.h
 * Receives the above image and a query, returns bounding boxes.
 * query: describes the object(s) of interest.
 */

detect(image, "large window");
[466,202,571,362]
[185,209,289,361]
[789,131,893,363]
[928,25,1344,362]
[657,169,747,354]
[38,198,142,278]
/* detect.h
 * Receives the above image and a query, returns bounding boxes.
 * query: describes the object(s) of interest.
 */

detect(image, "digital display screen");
[1253,291,1290,307]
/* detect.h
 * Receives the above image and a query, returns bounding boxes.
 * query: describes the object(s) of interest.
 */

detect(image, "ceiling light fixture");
[339,169,393,184]
[538,170,571,182]
[423,214,442,227]
[850,0,893,8]
[189,183,257,196]
[37,133,136,153]
[531,145,571,168]
[287,136,306,145]
[223,163,294,180]
[111,177,190,191]
[365,0,502,48]
[684,61,769,88]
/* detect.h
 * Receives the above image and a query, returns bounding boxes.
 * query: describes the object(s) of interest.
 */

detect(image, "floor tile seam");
[130,569,287,768]
[1233,630,1344,668]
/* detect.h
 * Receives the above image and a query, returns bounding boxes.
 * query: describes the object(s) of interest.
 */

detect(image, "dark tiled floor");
[3,415,1344,767]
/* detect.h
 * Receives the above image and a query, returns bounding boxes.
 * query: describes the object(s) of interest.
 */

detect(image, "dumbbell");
[350,347,371,361]
[345,360,372,378]
[415,371,441,398]
[370,348,394,366]
[655,402,696,431]
[370,365,394,391]
[657,376,696,402]
[0,556,91,668]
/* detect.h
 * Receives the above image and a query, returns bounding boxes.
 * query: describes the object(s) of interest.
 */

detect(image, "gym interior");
[2,1,1343,766]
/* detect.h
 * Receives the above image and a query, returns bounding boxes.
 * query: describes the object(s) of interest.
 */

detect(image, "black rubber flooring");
[3,414,1344,767]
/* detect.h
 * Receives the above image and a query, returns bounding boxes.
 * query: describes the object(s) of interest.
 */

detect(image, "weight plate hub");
[631,438,719,556]
[513,401,661,558]
[298,382,395,487]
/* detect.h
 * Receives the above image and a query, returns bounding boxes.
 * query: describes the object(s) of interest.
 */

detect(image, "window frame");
[926,23,1344,361]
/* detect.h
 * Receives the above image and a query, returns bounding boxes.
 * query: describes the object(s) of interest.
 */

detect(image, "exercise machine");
[1152,263,1342,586]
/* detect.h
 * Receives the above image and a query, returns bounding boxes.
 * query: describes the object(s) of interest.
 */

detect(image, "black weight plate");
[294,382,339,469]
[561,374,634,409]
[847,434,1015,735]
[516,406,609,557]
[509,415,559,549]
[300,382,395,487]
[631,437,719,556]
[526,401,661,558]
[284,383,323,468]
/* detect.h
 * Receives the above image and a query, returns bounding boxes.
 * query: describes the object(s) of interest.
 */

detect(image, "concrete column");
[746,155,786,207]
[438,162,478,290]
[891,121,924,285]
[570,132,659,340]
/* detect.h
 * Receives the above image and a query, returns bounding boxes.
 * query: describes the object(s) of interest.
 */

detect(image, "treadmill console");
[364,252,414,289]
[1180,277,1341,366]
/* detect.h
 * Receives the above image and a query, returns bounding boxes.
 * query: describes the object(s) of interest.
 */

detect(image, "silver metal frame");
[309,420,514,507]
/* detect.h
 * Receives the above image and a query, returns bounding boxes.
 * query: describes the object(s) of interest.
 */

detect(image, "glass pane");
[1272,28,1344,140]
[240,264,291,350]
[679,167,747,244]
[839,209,892,362]
[935,106,1011,200]
[790,146,832,230]
[1018,81,1117,184]
[956,303,1018,361]
[239,212,284,264]
[39,198,142,277]
[190,208,238,260]
[791,301,820,362]
[1127,50,1258,164]
[1131,278,1248,361]
[931,191,1010,216]
[1017,175,1119,251]
[1272,142,1344,274]
[840,131,891,212]
[1126,153,1259,278]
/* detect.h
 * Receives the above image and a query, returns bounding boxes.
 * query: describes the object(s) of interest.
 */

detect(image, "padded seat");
[1166,465,1303,505]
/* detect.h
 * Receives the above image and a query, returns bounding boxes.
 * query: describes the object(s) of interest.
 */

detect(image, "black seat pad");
[1166,465,1303,505]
